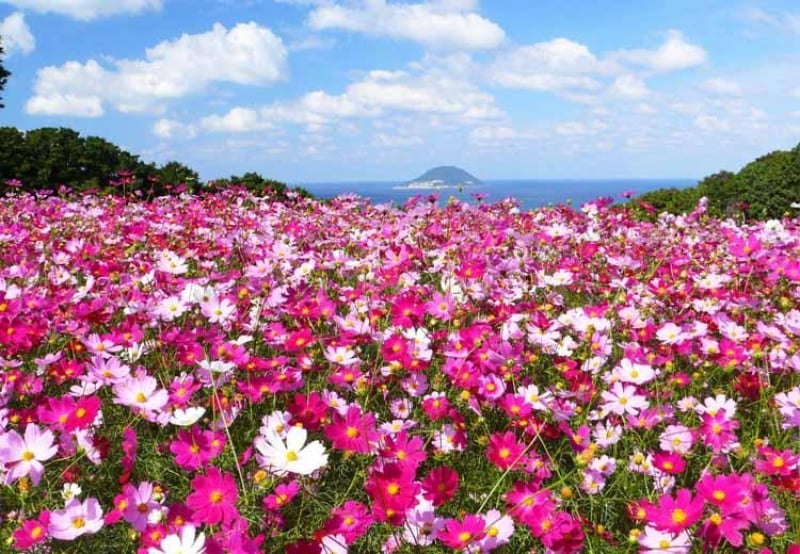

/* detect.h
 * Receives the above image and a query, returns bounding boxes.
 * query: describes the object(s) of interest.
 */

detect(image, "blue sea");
[295,179,696,211]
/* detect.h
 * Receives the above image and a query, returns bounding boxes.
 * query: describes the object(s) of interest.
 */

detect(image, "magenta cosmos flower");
[646,488,704,533]
[186,466,239,526]
[0,423,58,486]
[437,514,486,550]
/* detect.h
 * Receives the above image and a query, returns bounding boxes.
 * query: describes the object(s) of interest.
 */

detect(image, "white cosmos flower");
[254,426,328,477]
[197,359,235,374]
[148,524,206,554]
[169,407,206,426]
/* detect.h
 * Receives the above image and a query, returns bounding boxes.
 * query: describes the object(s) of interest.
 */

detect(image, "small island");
[393,165,483,190]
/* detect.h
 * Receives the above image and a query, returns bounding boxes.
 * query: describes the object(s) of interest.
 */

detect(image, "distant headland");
[393,166,483,190]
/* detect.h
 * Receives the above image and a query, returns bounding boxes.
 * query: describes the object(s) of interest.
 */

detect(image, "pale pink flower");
[49,497,104,540]
[0,423,58,485]
[600,382,649,416]
[113,371,168,417]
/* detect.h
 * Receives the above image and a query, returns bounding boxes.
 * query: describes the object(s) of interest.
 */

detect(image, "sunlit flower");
[0,423,58,486]
[254,425,328,477]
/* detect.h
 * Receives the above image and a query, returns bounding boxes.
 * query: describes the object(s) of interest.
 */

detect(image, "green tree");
[0,127,25,183]
[21,127,86,190]
[0,37,9,109]
[156,160,200,193]
[726,147,800,219]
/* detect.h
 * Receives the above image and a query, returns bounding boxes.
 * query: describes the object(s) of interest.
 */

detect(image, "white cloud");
[791,87,800,98]
[0,11,35,55]
[26,22,287,116]
[288,35,336,50]
[740,7,779,26]
[694,114,730,132]
[307,0,505,50]
[1,0,161,20]
[670,101,703,115]
[700,78,742,96]
[554,121,588,136]
[373,132,423,147]
[739,7,800,34]
[25,93,103,116]
[635,103,657,115]
[201,107,274,132]
[469,124,517,143]
[610,74,650,98]
[613,30,706,73]
[152,118,197,139]
[488,38,618,92]
[200,55,503,132]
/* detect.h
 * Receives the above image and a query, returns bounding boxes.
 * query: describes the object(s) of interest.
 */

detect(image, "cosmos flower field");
[0,188,799,553]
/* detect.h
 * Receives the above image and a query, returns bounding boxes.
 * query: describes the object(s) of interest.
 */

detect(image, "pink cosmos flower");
[0,423,58,486]
[476,509,514,552]
[695,473,745,511]
[186,466,239,527]
[322,500,374,544]
[638,525,691,554]
[600,381,649,416]
[48,498,104,540]
[113,370,168,418]
[324,405,379,454]
[263,481,301,511]
[420,466,459,507]
[646,488,704,533]
[122,481,162,531]
[436,514,485,550]
[12,511,50,550]
[486,431,526,471]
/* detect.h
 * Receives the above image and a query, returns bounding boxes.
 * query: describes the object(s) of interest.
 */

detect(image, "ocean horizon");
[294,178,697,211]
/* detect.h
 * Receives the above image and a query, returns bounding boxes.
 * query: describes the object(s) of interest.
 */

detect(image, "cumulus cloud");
[610,74,650,98]
[612,30,706,73]
[307,0,505,50]
[0,11,34,55]
[488,38,618,92]
[694,114,730,132]
[152,118,197,139]
[700,78,742,96]
[0,0,161,20]
[200,55,503,133]
[26,22,287,116]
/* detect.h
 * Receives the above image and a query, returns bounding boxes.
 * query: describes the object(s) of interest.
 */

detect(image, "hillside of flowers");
[0,187,799,553]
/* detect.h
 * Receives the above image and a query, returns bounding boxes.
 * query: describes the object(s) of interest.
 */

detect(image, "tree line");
[635,144,800,220]
[0,126,310,200]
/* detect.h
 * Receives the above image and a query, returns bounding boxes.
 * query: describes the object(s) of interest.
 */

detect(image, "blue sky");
[1,0,799,183]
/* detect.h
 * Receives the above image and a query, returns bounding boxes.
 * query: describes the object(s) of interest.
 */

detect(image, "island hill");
[394,166,484,190]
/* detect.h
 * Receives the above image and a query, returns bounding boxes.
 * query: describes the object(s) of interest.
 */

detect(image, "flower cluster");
[0,188,798,552]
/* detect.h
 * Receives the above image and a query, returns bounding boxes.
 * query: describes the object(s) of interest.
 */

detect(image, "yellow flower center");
[458,531,472,543]
[387,483,400,495]
[135,392,147,403]
[671,509,687,524]
[499,448,511,459]
[285,450,298,462]
[72,518,85,529]
[346,427,359,438]
[209,490,223,504]
[21,450,35,462]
